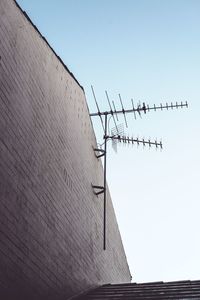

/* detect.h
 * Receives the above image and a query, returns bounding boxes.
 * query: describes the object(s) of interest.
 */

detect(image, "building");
[0,1,199,300]
[0,1,131,299]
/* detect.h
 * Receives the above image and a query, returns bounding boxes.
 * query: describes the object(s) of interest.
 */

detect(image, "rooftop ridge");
[78,280,200,299]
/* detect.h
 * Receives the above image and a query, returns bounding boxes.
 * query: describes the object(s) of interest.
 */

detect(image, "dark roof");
[78,280,200,299]
[14,1,84,92]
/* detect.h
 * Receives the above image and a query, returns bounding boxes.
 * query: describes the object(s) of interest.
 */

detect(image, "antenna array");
[109,135,162,149]
[90,85,188,250]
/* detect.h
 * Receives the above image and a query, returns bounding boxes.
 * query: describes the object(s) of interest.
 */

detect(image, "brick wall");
[0,1,131,299]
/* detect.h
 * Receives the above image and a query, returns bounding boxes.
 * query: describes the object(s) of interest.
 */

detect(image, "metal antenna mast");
[90,86,188,250]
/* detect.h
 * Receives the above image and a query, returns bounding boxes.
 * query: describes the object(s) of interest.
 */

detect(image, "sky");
[17,0,200,283]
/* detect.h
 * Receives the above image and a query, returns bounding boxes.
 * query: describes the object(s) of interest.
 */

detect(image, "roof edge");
[14,0,84,92]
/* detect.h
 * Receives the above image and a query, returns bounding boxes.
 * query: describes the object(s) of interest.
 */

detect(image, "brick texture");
[0,1,131,299]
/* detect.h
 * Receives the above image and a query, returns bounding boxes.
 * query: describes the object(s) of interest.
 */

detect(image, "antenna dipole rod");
[119,94,128,128]
[131,99,137,120]
[90,101,188,117]
[112,101,119,121]
[105,91,118,133]
[91,85,105,131]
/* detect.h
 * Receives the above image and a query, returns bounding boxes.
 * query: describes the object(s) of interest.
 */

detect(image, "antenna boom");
[90,101,188,117]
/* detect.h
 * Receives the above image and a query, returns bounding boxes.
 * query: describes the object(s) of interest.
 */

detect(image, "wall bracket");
[93,148,105,159]
[92,185,105,196]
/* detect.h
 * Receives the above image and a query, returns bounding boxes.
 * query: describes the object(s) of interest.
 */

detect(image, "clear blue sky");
[17,0,200,283]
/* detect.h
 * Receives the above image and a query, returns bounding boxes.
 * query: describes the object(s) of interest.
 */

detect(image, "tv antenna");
[90,85,188,250]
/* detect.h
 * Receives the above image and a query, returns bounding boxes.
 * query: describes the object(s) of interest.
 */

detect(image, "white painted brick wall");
[0,1,131,299]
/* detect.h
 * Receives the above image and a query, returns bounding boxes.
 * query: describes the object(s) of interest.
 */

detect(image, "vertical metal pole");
[103,113,108,250]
